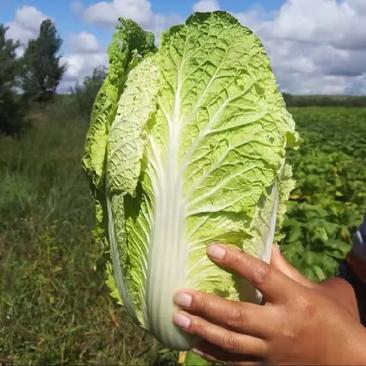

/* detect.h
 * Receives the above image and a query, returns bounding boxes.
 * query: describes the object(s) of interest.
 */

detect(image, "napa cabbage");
[83,11,299,350]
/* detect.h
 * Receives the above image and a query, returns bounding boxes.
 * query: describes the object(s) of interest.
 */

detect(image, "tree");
[21,19,65,101]
[71,67,107,121]
[0,24,25,135]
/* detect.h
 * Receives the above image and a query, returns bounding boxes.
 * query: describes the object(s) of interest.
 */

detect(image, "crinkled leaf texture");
[83,12,299,350]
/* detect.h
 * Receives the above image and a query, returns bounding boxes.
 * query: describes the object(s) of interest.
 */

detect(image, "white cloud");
[62,0,180,91]
[82,0,181,35]
[256,0,366,51]
[59,50,107,92]
[346,74,366,94]
[344,0,366,15]
[45,0,366,95]
[6,5,49,45]
[60,31,107,91]
[5,5,106,93]
[233,0,366,94]
[84,0,152,26]
[63,52,107,81]
[234,7,268,31]
[192,0,220,12]
[68,31,100,53]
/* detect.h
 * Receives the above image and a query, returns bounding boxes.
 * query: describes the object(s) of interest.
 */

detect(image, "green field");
[1,103,365,364]
[283,107,366,280]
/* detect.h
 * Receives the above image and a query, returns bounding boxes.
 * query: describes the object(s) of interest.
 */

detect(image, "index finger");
[207,244,300,303]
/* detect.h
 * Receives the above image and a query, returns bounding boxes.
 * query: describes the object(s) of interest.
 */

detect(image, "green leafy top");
[82,18,156,189]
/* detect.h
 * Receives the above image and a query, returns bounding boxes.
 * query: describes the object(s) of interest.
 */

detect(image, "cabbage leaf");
[83,12,299,350]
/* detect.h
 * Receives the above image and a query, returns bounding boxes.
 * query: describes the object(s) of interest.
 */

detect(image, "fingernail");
[192,348,204,357]
[174,292,192,308]
[207,244,226,260]
[174,312,191,329]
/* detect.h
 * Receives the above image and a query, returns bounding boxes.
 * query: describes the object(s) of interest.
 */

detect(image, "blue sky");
[1,1,286,23]
[1,0,365,94]
[1,1,285,49]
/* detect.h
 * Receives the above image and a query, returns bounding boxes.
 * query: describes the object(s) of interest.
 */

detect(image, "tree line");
[0,19,65,135]
[283,93,366,107]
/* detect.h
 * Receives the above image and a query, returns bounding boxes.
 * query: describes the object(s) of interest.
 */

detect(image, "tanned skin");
[173,245,366,365]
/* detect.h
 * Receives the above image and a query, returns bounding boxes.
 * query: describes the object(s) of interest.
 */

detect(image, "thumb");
[271,244,313,287]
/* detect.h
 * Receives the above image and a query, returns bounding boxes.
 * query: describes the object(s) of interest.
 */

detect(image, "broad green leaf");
[84,11,299,350]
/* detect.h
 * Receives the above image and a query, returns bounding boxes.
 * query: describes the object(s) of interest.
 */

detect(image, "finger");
[207,244,300,302]
[193,341,263,365]
[174,311,268,357]
[174,290,275,338]
[271,245,312,287]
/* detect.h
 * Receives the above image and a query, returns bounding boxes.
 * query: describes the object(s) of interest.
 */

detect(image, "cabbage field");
[0,103,365,364]
[283,107,366,280]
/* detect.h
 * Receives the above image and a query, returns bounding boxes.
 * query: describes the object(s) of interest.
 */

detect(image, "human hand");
[271,244,359,320]
[173,245,366,365]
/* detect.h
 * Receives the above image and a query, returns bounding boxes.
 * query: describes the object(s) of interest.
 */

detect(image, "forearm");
[341,254,366,326]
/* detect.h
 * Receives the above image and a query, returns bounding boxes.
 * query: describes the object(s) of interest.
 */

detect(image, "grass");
[0,102,161,365]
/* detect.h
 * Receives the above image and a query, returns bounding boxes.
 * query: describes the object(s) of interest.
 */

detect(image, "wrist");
[321,321,366,365]
[347,326,366,365]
